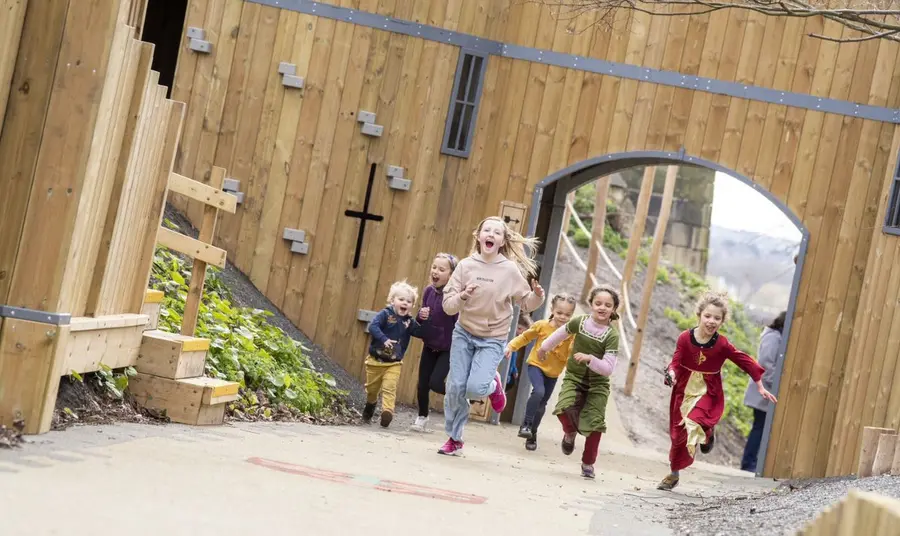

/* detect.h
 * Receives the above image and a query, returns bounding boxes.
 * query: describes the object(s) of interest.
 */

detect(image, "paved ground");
[0,384,775,536]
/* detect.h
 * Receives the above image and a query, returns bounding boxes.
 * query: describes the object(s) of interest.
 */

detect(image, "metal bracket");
[283,228,310,255]
[360,123,384,137]
[278,62,304,88]
[386,166,404,178]
[357,110,376,124]
[357,309,378,332]
[0,305,71,326]
[388,178,411,191]
[187,27,205,40]
[222,178,244,204]
[278,62,296,76]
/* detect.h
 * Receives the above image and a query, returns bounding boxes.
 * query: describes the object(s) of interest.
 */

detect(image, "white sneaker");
[410,416,428,432]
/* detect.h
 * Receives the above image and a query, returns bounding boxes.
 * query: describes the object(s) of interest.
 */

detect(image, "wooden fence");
[798,490,900,535]
[0,0,235,434]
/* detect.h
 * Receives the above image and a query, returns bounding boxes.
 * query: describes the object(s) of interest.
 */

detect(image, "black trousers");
[417,346,450,417]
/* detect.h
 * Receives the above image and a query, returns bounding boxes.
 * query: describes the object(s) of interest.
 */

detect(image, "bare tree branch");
[534,0,900,43]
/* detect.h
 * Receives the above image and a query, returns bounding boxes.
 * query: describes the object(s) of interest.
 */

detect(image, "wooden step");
[63,314,150,375]
[141,289,164,330]
[128,373,240,426]
[136,330,210,379]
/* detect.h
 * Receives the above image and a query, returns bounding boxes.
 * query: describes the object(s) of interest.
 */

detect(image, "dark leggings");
[558,411,603,465]
[524,365,558,433]
[417,346,450,417]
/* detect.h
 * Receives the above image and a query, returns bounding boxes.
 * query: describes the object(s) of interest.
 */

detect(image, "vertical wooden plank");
[625,10,669,152]
[606,9,652,154]
[0,0,28,133]
[643,7,689,151]
[680,8,727,155]
[664,11,709,152]
[698,9,746,162]
[169,0,209,155]
[249,13,317,294]
[586,8,634,156]
[0,0,71,306]
[182,166,225,335]
[270,16,334,313]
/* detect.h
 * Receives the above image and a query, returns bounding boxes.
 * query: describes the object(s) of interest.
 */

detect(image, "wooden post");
[181,166,226,336]
[582,176,610,302]
[891,437,900,476]
[624,165,677,396]
[621,166,656,292]
[0,0,27,134]
[858,427,895,477]
[872,433,897,476]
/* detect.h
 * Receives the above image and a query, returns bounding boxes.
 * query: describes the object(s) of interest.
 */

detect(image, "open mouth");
[485,239,495,249]
[430,275,440,284]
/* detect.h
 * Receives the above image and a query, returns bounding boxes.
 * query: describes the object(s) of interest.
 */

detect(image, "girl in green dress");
[538,284,620,479]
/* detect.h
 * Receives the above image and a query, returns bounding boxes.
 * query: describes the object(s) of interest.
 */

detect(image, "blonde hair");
[695,290,729,322]
[588,284,620,321]
[387,280,418,305]
[471,216,540,277]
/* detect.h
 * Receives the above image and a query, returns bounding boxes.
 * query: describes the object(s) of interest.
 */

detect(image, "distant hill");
[705,226,800,320]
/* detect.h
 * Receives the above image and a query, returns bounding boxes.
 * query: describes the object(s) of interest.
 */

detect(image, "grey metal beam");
[0,305,72,326]
[251,0,900,124]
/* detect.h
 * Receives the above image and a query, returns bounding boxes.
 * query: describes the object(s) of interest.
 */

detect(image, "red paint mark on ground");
[246,457,487,505]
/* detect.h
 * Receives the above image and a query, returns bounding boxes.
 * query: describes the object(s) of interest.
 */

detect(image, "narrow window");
[441,50,487,158]
[884,152,900,235]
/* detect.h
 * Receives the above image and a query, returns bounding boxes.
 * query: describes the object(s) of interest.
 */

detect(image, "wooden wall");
[169,0,900,478]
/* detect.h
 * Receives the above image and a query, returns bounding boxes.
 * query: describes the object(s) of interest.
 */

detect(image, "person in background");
[740,311,786,473]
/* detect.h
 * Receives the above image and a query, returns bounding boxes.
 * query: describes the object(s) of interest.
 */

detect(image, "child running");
[438,216,545,456]
[657,290,778,491]
[410,253,460,433]
[363,280,422,428]
[540,284,621,479]
[505,293,577,451]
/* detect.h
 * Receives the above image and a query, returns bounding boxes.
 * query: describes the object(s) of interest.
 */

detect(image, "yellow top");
[508,319,574,379]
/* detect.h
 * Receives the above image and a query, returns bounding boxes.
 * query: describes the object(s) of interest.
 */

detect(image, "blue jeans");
[524,365,558,433]
[444,324,505,441]
[740,408,767,472]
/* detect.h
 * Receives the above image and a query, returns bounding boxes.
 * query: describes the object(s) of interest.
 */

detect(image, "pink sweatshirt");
[540,316,617,376]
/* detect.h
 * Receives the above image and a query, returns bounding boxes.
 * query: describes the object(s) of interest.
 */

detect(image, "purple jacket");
[418,285,458,351]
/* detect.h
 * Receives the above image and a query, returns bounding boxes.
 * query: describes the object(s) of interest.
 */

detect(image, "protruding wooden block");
[137,330,210,379]
[141,289,164,330]
[128,373,240,426]
[872,433,897,475]
[469,398,490,422]
[858,427,896,477]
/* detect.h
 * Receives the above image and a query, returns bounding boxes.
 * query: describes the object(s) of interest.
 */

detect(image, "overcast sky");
[711,172,803,243]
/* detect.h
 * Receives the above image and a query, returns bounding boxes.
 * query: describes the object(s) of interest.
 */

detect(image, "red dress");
[666,329,765,472]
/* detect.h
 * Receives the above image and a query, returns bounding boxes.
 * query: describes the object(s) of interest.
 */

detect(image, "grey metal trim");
[518,150,809,477]
[441,49,489,158]
[882,153,900,233]
[250,0,900,124]
[0,305,72,326]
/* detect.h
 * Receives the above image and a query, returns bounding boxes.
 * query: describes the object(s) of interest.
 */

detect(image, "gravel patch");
[670,475,900,535]
[162,205,367,411]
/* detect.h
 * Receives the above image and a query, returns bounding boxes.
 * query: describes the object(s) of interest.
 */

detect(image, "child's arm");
[367,310,390,346]
[575,328,619,376]
[442,265,467,315]
[539,324,570,356]
[514,276,545,313]
[407,316,424,338]
[507,323,543,352]
[664,333,688,385]
[727,339,777,403]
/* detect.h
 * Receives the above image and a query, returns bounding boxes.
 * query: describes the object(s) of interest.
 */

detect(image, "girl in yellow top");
[504,293,577,451]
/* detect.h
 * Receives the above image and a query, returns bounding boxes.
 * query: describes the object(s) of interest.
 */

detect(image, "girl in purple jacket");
[410,253,459,432]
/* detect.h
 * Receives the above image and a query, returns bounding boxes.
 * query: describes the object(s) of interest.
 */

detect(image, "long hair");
[471,216,540,278]
[588,284,620,321]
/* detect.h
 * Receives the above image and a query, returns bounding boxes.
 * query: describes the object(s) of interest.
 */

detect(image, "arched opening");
[514,151,808,476]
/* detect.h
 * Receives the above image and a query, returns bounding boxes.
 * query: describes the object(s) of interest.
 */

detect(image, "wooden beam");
[0,318,71,434]
[168,172,238,214]
[0,0,28,133]
[858,426,895,478]
[872,433,897,476]
[70,313,149,332]
[581,176,610,302]
[157,227,227,268]
[181,166,226,336]
[621,166,655,292]
[624,165,677,397]
[63,322,145,375]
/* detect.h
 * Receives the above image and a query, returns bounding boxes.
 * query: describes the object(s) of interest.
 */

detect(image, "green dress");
[552,314,620,435]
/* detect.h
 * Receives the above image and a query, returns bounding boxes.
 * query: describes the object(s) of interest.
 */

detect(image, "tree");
[538,0,900,43]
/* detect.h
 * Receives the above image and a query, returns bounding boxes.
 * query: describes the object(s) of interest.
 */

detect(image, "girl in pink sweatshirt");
[437,216,545,457]
[539,284,621,479]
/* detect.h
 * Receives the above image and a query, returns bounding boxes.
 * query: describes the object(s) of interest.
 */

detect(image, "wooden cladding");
[170,0,900,479]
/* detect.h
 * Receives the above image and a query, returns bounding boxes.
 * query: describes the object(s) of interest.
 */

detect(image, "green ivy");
[149,247,345,417]
[656,267,671,285]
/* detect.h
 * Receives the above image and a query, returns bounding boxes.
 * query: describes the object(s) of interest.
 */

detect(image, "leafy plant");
[149,247,345,417]
[656,267,671,285]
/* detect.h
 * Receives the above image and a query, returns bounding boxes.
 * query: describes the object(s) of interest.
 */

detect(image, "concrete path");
[0,399,775,536]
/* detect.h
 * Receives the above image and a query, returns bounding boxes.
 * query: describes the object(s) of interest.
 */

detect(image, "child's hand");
[504,345,513,358]
[664,370,676,387]
[419,307,430,320]
[384,339,397,351]
[460,284,478,301]
[531,279,545,299]
[573,352,592,364]
[537,347,548,360]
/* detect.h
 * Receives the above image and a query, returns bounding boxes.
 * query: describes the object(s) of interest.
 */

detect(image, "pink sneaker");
[488,371,507,413]
[437,437,464,456]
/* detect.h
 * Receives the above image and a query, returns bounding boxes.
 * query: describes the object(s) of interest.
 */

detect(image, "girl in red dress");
[657,291,778,491]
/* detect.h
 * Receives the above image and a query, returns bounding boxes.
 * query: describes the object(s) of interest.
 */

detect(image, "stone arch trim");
[522,150,808,477]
